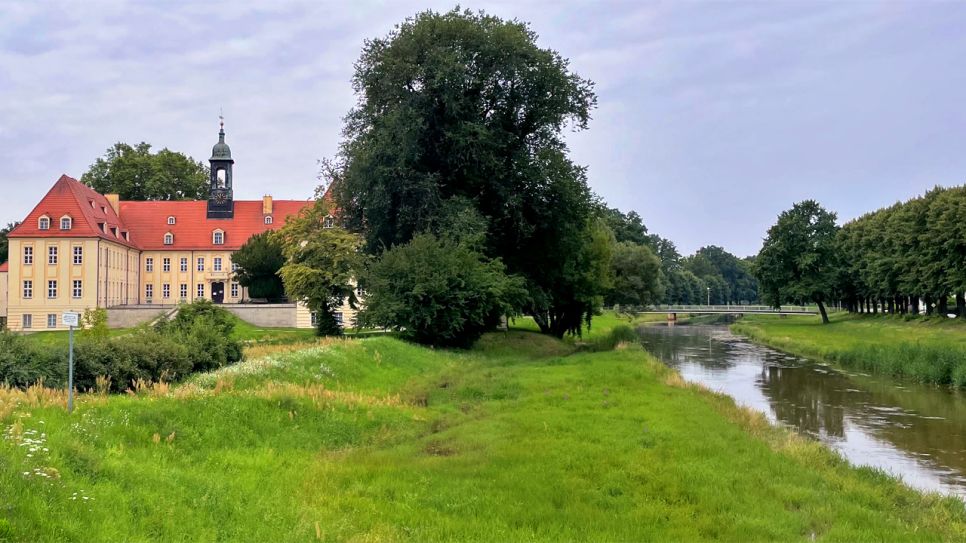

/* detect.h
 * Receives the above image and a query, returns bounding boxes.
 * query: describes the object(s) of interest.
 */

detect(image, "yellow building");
[0,124,356,331]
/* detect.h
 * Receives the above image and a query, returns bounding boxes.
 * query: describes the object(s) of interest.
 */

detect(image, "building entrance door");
[211,282,225,304]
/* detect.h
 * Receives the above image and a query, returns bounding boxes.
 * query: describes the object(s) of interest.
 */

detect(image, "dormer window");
[167,216,176,225]
[101,206,108,214]
[89,200,96,209]
[122,231,130,241]
[38,216,50,230]
[323,216,335,229]
[213,230,225,245]
[164,232,174,245]
[264,216,273,225]
[111,226,119,238]
[60,216,72,230]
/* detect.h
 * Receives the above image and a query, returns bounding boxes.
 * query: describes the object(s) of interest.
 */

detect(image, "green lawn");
[3,319,966,541]
[733,313,966,386]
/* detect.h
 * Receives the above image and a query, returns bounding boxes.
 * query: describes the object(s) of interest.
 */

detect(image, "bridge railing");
[634,304,816,313]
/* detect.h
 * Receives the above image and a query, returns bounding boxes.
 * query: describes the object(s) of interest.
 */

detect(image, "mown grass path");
[2,319,966,541]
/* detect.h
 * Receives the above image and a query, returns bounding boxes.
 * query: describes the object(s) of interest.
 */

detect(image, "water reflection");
[639,325,966,498]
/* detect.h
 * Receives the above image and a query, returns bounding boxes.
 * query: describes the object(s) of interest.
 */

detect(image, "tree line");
[755,186,966,324]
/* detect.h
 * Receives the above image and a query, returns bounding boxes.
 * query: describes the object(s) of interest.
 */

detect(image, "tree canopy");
[82,142,209,200]
[754,200,838,323]
[231,232,286,300]
[331,8,603,338]
[0,222,18,264]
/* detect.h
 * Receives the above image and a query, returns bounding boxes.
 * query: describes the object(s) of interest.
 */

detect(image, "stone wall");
[107,306,172,328]
[223,304,298,328]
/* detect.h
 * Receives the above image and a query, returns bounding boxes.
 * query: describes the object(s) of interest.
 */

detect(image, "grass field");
[733,313,966,387]
[3,318,966,541]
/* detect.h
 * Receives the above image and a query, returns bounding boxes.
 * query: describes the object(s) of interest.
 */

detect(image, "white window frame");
[214,257,222,272]
[213,230,225,245]
[231,282,239,298]
[197,257,205,272]
[60,216,72,230]
[163,233,174,245]
[47,280,57,299]
[163,258,171,272]
[38,216,50,230]
[180,283,188,300]
[196,283,205,298]
[180,258,188,272]
[145,284,154,300]
[48,246,58,265]
[47,314,57,329]
[23,280,32,299]
[146,258,154,272]
[264,216,273,225]
[167,216,176,225]
[162,283,170,299]
[323,216,335,229]
[73,246,83,265]
[22,314,32,329]
[73,280,83,298]
[23,246,33,265]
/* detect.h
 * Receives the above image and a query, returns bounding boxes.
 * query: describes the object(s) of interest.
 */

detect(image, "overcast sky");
[1,1,964,256]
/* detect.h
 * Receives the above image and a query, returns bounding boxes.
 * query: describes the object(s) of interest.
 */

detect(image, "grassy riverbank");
[3,321,966,541]
[733,313,966,387]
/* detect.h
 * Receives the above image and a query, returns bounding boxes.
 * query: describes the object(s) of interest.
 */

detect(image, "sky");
[1,1,965,257]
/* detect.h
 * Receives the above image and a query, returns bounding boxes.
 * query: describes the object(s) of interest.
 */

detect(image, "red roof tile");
[0,262,7,272]
[9,175,312,252]
[8,175,138,248]
[119,199,311,250]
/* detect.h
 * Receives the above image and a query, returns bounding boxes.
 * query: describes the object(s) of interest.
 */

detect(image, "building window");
[334,312,344,326]
[48,246,58,265]
[323,216,335,229]
[231,262,239,273]
[162,284,170,299]
[22,314,32,329]
[213,231,224,245]
[164,233,174,245]
[231,282,239,298]
[180,258,188,272]
[356,286,365,298]
[73,280,83,298]
[23,246,33,265]
[146,258,154,272]
[163,258,171,272]
[310,312,318,327]
[264,216,273,225]
[47,314,57,329]
[23,280,32,299]
[214,257,222,272]
[197,257,205,271]
[60,216,72,230]
[146,284,153,300]
[38,216,50,230]
[73,246,83,265]
[47,280,57,299]
[167,216,176,225]
[196,283,205,298]
[180,284,188,300]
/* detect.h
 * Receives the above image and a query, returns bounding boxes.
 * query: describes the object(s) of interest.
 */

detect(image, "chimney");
[263,195,273,215]
[105,194,120,216]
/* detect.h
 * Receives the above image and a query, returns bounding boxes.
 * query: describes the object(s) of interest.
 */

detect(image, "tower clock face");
[214,190,228,204]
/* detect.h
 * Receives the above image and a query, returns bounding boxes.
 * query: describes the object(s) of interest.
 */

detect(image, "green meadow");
[733,313,966,387]
[3,318,966,541]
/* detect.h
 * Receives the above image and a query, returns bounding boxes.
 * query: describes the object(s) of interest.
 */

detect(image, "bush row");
[0,300,242,392]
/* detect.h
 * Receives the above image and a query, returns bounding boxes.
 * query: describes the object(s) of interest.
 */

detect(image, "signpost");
[62,312,80,413]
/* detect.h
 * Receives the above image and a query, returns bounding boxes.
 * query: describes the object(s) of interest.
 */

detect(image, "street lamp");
[707,287,710,306]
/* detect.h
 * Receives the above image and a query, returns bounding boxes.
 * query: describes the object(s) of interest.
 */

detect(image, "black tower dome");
[207,117,235,219]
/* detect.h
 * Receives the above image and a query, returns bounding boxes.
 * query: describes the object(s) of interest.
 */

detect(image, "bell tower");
[207,116,235,219]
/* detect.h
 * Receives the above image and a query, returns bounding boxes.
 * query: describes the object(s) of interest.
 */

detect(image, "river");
[638,323,966,499]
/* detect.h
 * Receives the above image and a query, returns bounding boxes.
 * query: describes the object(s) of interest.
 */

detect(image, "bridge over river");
[638,304,818,316]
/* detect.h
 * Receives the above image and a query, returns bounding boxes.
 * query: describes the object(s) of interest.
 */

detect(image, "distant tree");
[82,142,209,200]
[361,234,525,347]
[755,201,839,323]
[0,222,19,264]
[276,202,364,336]
[332,8,601,338]
[686,246,758,304]
[602,207,650,246]
[232,232,286,300]
[606,241,664,307]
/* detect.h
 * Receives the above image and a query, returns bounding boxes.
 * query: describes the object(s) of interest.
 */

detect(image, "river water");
[638,324,966,499]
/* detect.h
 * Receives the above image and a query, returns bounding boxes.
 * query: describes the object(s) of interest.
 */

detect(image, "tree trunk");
[911,296,920,315]
[888,297,895,314]
[816,299,830,324]
[925,294,934,316]
[958,293,966,319]
[939,295,949,317]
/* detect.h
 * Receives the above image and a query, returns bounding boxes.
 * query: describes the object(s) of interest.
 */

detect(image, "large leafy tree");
[332,8,601,338]
[0,222,18,264]
[82,142,209,200]
[606,241,664,307]
[231,232,286,300]
[276,202,364,336]
[755,200,839,323]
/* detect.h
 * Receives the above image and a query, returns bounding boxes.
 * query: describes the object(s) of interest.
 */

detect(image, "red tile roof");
[8,175,138,248]
[120,199,311,250]
[0,262,7,272]
[9,175,312,251]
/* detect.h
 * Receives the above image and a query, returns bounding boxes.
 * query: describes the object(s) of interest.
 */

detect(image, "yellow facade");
[139,250,243,305]
[0,270,7,327]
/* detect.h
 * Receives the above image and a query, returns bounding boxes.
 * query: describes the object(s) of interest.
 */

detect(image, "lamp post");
[707,287,711,306]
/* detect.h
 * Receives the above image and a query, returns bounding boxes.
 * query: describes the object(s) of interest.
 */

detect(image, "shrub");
[361,234,525,348]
